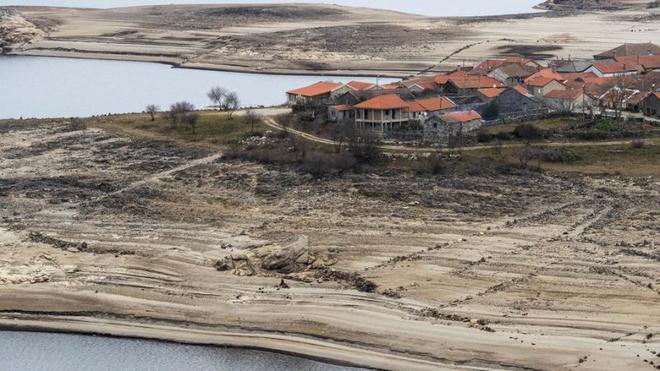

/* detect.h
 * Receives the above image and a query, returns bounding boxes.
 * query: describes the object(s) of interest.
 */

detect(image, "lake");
[0,0,544,17]
[0,331,365,371]
[0,56,396,119]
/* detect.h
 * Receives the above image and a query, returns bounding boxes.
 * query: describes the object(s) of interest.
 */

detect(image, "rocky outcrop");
[215,236,337,276]
[0,9,44,53]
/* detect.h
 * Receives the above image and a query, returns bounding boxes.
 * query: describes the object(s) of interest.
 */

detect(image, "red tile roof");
[591,62,638,74]
[624,91,651,106]
[440,110,482,123]
[478,87,504,98]
[434,70,468,85]
[407,97,456,112]
[615,55,660,71]
[448,75,503,89]
[512,85,532,96]
[346,81,375,90]
[331,104,353,111]
[471,59,507,74]
[524,68,564,84]
[354,94,409,110]
[559,72,599,82]
[544,89,583,100]
[287,81,342,97]
[526,76,564,87]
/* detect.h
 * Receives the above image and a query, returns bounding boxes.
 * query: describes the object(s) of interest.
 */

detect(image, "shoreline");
[3,51,425,79]
[0,317,445,371]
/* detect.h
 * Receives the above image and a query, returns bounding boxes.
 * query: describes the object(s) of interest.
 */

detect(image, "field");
[0,114,658,370]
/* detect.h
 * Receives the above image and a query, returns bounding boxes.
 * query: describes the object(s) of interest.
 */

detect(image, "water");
[0,56,396,119]
[0,0,544,17]
[0,331,365,371]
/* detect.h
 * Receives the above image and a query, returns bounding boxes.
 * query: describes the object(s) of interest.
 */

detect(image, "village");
[287,42,660,145]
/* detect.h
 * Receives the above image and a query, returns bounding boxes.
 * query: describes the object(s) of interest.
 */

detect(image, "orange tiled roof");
[615,55,660,70]
[524,68,563,84]
[407,97,456,112]
[478,87,505,98]
[287,81,342,97]
[354,94,409,110]
[591,62,637,74]
[544,89,583,100]
[346,81,375,90]
[448,75,503,89]
[512,85,532,96]
[440,110,482,123]
[526,76,563,87]
[434,70,468,85]
[331,104,353,111]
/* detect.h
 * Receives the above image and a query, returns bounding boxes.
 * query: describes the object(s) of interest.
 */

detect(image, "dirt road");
[0,120,658,370]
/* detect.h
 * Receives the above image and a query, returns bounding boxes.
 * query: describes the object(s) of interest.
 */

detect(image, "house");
[640,92,660,117]
[598,87,640,110]
[544,89,592,113]
[526,77,566,98]
[477,87,505,102]
[354,94,410,131]
[586,62,639,77]
[443,75,503,96]
[423,110,482,143]
[287,81,342,106]
[491,86,543,119]
[594,42,660,60]
[407,96,456,120]
[555,60,595,73]
[330,81,375,99]
[624,90,652,112]
[488,63,537,84]
[614,55,660,74]
[328,105,354,122]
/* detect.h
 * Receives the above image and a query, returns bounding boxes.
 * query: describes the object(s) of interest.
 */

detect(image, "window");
[365,110,369,120]
[385,109,390,116]
[392,110,396,119]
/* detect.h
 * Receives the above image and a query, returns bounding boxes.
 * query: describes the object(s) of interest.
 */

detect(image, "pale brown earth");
[0,120,659,370]
[0,2,658,76]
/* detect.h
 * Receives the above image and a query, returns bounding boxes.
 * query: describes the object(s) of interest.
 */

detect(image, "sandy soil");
[0,120,658,370]
[1,3,658,76]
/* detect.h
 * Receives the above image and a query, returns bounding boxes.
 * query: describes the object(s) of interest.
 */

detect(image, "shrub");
[631,139,645,149]
[416,154,445,175]
[533,148,580,163]
[513,124,543,140]
[300,152,356,177]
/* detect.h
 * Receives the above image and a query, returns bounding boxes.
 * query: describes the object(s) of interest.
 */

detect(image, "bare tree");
[145,104,160,121]
[182,112,200,134]
[169,101,195,127]
[224,92,240,120]
[245,109,260,135]
[207,86,227,110]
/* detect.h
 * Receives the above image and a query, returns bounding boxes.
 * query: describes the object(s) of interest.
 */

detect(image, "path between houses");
[260,116,654,154]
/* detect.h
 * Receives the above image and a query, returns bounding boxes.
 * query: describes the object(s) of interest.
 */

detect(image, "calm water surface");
[0,331,366,371]
[0,56,395,119]
[0,0,544,17]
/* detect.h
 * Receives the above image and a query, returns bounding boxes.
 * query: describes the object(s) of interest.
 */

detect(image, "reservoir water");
[0,331,365,371]
[0,0,544,17]
[0,56,396,119]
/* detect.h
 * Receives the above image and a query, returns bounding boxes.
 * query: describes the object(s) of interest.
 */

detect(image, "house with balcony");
[354,94,411,131]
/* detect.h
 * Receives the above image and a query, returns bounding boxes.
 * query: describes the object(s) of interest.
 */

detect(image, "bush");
[631,139,645,149]
[416,154,445,175]
[533,148,580,163]
[513,124,543,140]
[300,152,357,177]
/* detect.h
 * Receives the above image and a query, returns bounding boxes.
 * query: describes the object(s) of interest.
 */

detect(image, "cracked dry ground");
[0,121,658,370]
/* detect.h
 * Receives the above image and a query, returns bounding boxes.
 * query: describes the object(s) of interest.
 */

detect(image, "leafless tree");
[245,109,260,135]
[169,101,195,127]
[182,111,200,134]
[145,104,160,121]
[224,92,240,120]
[207,87,227,110]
